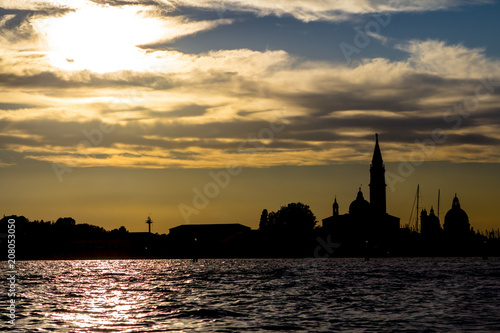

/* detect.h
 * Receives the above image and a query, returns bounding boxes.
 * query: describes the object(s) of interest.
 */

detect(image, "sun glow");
[35,3,167,73]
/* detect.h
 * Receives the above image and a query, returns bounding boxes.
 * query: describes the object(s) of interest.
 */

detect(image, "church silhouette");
[320,133,480,256]
[443,194,471,235]
[420,194,472,237]
[322,134,400,242]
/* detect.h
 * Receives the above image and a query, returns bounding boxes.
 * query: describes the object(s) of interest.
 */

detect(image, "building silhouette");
[370,133,386,216]
[420,207,441,236]
[165,223,252,258]
[146,216,153,234]
[168,223,251,241]
[322,134,400,242]
[443,194,471,236]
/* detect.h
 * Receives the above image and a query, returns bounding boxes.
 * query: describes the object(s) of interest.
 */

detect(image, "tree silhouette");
[265,202,317,233]
[111,226,128,234]
[259,209,268,230]
[55,217,76,227]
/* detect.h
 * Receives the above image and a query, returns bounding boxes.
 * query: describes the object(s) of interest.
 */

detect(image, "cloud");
[397,40,500,79]
[3,0,492,25]
[165,0,493,22]
[2,0,500,168]
[366,31,389,45]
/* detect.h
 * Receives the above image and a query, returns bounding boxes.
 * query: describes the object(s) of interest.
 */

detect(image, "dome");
[427,207,440,225]
[444,195,470,235]
[421,207,441,234]
[349,188,371,216]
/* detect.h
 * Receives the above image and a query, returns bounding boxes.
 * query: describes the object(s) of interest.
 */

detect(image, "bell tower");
[369,133,386,216]
[332,197,339,216]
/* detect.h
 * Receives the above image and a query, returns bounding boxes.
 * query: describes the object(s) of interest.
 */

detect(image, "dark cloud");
[148,104,209,117]
[0,72,69,87]
[168,150,201,160]
[272,74,483,117]
[0,134,39,149]
[0,71,175,89]
[0,103,36,110]
[87,0,159,6]
[0,7,73,42]
[444,134,500,146]
[4,109,498,154]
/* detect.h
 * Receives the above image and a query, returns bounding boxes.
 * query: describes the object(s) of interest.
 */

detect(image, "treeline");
[256,202,320,257]
[0,215,166,260]
[477,228,500,239]
[259,202,317,233]
[1,208,499,259]
[1,215,134,239]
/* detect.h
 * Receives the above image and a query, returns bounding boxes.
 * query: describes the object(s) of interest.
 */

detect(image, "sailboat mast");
[437,189,440,219]
[416,185,420,232]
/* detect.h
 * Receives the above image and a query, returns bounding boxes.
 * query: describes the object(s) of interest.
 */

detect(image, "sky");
[1,0,500,234]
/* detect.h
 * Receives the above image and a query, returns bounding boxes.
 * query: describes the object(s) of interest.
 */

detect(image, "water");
[2,258,500,332]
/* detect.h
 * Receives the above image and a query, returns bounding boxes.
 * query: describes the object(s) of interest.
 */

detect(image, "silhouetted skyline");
[322,134,399,243]
[1,1,500,234]
[2,135,498,259]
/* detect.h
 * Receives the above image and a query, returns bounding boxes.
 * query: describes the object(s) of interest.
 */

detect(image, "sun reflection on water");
[11,258,500,332]
[43,260,154,331]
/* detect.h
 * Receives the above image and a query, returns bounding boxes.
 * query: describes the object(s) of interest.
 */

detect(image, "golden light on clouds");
[34,4,168,72]
[2,5,500,173]
[1,0,500,234]
[32,2,233,73]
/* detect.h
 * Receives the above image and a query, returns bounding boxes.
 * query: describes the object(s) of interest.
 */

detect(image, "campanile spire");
[372,133,383,166]
[369,133,386,215]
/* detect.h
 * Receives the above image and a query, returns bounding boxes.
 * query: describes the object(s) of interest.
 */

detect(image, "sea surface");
[2,258,500,332]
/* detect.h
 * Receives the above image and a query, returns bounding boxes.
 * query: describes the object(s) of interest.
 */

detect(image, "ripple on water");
[2,258,500,332]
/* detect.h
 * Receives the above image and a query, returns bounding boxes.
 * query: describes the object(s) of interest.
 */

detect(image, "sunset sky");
[1,0,500,234]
